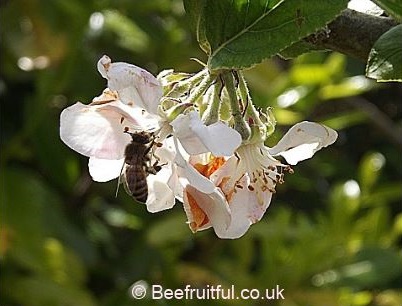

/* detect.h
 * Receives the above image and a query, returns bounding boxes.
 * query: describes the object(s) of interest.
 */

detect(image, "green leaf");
[372,0,402,21]
[183,0,210,54]
[194,0,348,71]
[279,40,327,59]
[366,24,402,82]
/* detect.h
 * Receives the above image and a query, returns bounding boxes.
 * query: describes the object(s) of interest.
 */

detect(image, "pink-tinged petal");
[220,178,273,239]
[88,157,124,182]
[60,102,131,159]
[220,189,272,239]
[183,185,231,235]
[90,89,160,130]
[102,103,160,131]
[171,111,241,156]
[211,161,273,239]
[268,121,338,165]
[97,55,162,114]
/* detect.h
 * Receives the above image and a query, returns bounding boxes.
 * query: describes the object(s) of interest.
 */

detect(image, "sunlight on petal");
[172,111,241,156]
[60,102,132,159]
[278,142,319,165]
[269,121,337,164]
[88,157,124,182]
[146,168,176,213]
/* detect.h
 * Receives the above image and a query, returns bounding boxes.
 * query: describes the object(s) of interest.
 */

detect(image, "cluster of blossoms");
[60,55,337,239]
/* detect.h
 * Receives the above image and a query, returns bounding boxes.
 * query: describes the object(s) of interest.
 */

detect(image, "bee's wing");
[116,164,143,196]
[121,168,133,197]
[115,163,127,197]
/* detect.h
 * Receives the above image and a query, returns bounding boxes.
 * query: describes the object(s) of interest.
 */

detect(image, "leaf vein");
[210,0,283,63]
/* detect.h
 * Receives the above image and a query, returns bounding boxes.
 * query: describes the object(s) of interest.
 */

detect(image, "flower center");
[193,156,225,178]
[235,143,293,204]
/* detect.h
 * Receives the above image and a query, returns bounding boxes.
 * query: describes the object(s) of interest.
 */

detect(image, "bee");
[119,130,162,203]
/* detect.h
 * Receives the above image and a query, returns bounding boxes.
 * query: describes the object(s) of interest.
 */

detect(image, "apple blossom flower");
[181,121,338,239]
[60,56,243,213]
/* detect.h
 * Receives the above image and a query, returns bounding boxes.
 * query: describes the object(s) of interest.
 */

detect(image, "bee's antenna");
[123,126,132,135]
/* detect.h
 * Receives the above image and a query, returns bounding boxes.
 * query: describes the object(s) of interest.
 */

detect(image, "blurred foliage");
[1,1,401,305]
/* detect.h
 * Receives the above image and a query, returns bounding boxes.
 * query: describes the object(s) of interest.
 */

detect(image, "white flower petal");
[218,202,252,238]
[171,111,241,156]
[99,102,160,131]
[97,55,162,114]
[88,157,124,182]
[171,112,207,154]
[210,156,239,190]
[60,102,131,159]
[154,138,176,164]
[173,137,216,194]
[182,189,212,232]
[193,121,242,156]
[268,121,337,165]
[277,143,320,165]
[146,167,176,213]
[177,162,217,194]
[145,140,178,212]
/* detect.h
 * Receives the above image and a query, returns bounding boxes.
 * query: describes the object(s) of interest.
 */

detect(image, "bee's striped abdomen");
[125,165,148,203]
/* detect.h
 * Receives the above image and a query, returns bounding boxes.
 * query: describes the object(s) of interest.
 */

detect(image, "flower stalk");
[221,71,251,141]
[236,71,268,143]
[201,79,223,125]
[185,72,215,105]
[163,69,209,97]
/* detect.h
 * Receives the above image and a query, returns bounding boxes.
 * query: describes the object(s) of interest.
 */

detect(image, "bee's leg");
[147,141,163,164]
[145,132,163,155]
[146,160,167,175]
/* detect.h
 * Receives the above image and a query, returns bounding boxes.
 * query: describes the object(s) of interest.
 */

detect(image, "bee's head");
[124,129,153,144]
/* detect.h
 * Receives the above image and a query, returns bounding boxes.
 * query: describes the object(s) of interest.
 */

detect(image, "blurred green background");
[1,1,401,305]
